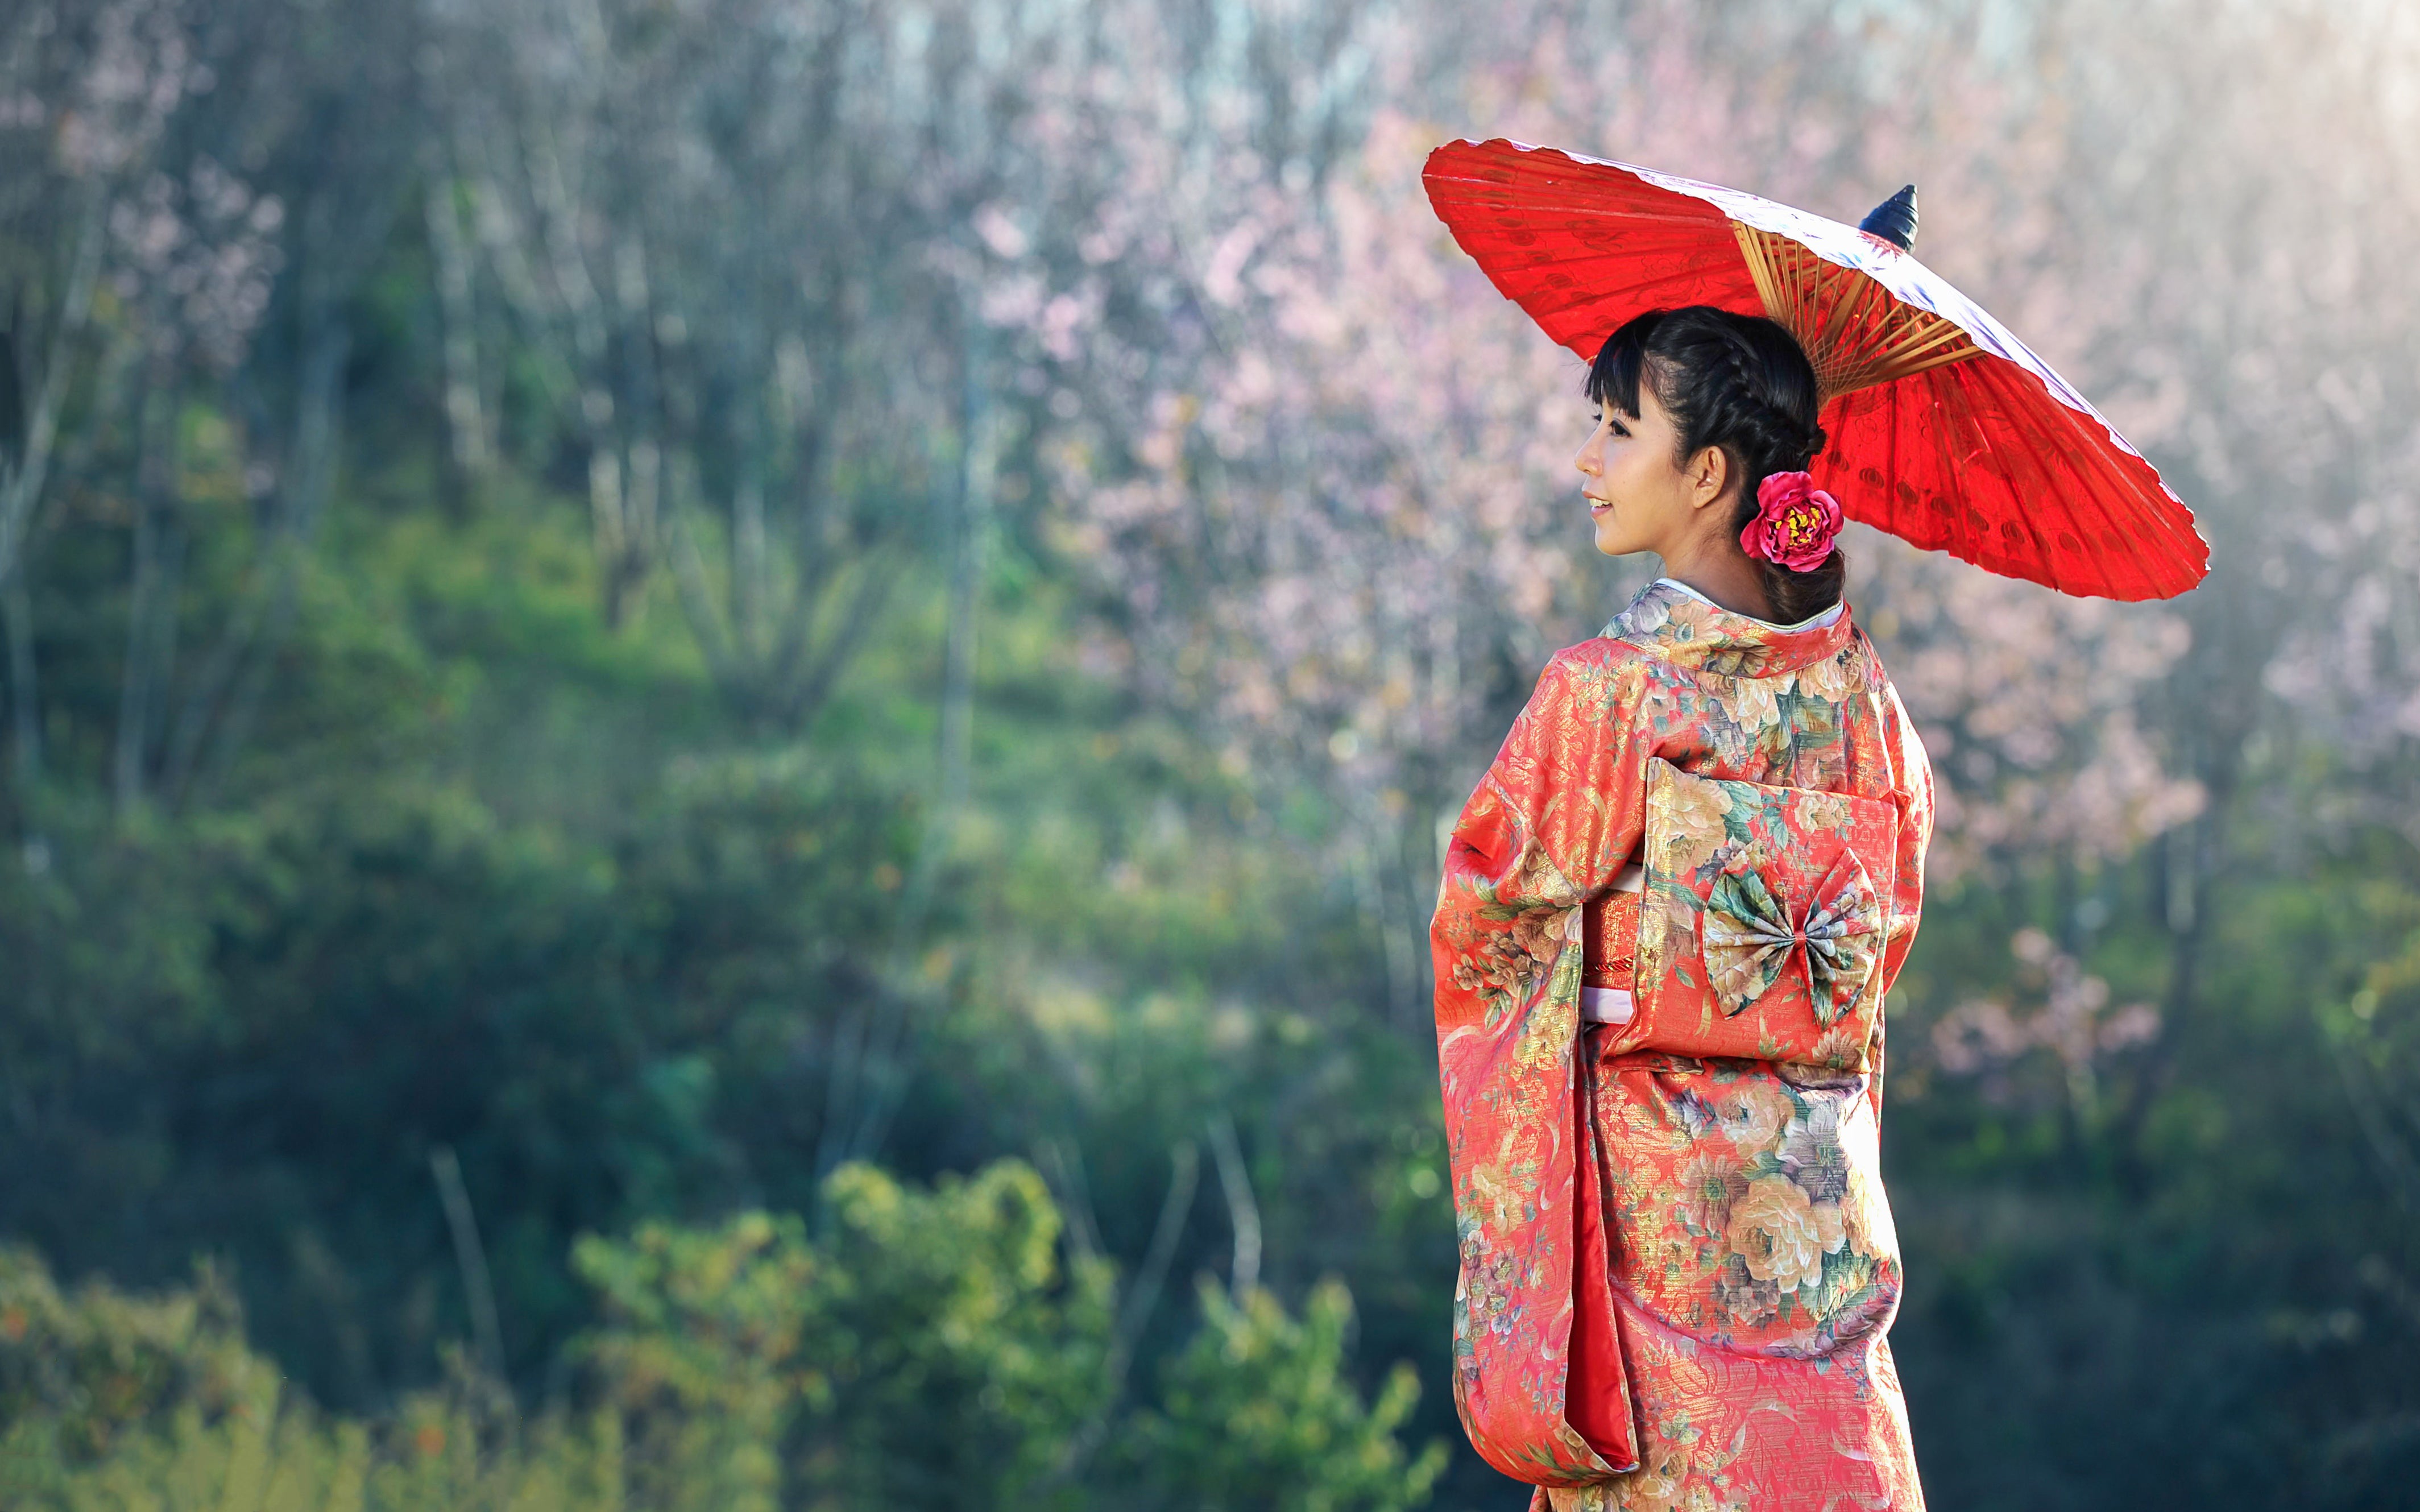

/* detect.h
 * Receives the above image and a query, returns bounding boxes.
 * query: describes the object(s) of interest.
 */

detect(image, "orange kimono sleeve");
[1430,645,1649,1485]
[1876,681,1934,999]
[1868,681,1936,1120]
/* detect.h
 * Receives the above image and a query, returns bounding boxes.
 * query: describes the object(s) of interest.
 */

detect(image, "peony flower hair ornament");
[1741,471,1844,571]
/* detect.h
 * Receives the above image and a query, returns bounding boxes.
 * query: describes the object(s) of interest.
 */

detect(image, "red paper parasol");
[1422,138,2207,600]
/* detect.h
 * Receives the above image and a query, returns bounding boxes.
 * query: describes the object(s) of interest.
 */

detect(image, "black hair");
[1584,305,1845,625]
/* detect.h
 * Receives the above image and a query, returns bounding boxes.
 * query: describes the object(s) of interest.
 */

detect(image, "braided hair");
[1584,306,1845,625]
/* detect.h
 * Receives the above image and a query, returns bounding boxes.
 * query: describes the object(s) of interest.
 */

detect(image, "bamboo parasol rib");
[1731,224,1980,407]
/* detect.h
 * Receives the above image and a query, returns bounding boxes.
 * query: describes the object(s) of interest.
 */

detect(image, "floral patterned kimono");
[1431,579,1934,1511]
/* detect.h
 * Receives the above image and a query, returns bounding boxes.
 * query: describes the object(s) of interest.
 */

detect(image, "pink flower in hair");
[1741,471,1843,571]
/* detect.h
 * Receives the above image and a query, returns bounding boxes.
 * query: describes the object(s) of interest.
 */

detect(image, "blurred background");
[0,0,2416,1507]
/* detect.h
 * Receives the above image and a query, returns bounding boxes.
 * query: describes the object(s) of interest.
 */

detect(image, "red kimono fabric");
[1431,581,1935,1511]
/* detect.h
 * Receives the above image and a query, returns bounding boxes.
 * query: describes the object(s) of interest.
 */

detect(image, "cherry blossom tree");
[990,0,2222,1021]
[0,0,318,827]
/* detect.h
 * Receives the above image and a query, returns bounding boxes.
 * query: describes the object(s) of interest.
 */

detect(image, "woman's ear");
[1688,445,1729,511]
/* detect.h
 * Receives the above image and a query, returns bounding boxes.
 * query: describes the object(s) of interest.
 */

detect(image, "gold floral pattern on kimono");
[1595,1058,1900,1359]
[1432,581,1934,1510]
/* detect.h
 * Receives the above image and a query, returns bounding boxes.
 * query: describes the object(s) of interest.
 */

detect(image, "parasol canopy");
[1422,138,2207,600]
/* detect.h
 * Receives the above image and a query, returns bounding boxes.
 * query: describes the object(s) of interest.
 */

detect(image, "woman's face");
[1574,377,1727,561]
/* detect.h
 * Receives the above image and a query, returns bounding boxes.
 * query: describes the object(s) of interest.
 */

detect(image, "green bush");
[1117,1280,1448,1512]
[573,1161,1116,1511]
[0,1245,269,1488]
[0,1164,1440,1511]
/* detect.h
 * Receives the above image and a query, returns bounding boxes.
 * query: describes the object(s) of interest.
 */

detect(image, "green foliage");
[574,1162,1116,1511]
[0,1167,1440,1512]
[570,1212,807,1512]
[789,1162,1114,1506]
[1883,860,2420,1509]
[36,1393,626,1512]
[0,1244,618,1512]
[1117,1281,1447,1512]
[0,1247,264,1478]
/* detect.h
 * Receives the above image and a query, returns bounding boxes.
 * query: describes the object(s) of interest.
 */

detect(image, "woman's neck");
[1657,537,1773,622]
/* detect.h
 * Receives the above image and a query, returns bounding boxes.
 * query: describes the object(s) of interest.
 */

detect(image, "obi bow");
[1701,851,1882,1026]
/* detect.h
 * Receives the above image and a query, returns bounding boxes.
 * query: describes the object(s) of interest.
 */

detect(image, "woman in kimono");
[1431,305,1934,1510]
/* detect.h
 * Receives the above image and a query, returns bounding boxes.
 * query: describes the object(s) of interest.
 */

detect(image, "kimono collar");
[1605,578,1856,678]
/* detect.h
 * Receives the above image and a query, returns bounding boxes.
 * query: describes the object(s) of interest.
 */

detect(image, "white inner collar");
[1655,577,1845,633]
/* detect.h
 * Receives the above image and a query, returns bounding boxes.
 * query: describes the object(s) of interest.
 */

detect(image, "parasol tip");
[1858,185,1918,250]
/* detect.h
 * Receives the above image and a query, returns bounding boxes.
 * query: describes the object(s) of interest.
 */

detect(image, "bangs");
[1584,309,1664,417]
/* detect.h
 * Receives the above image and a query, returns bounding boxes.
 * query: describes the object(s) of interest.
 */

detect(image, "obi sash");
[1590,757,1901,1068]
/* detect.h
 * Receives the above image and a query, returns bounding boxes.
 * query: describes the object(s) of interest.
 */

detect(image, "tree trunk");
[114,376,184,818]
[424,164,492,490]
[0,189,103,590]
[3,564,38,825]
